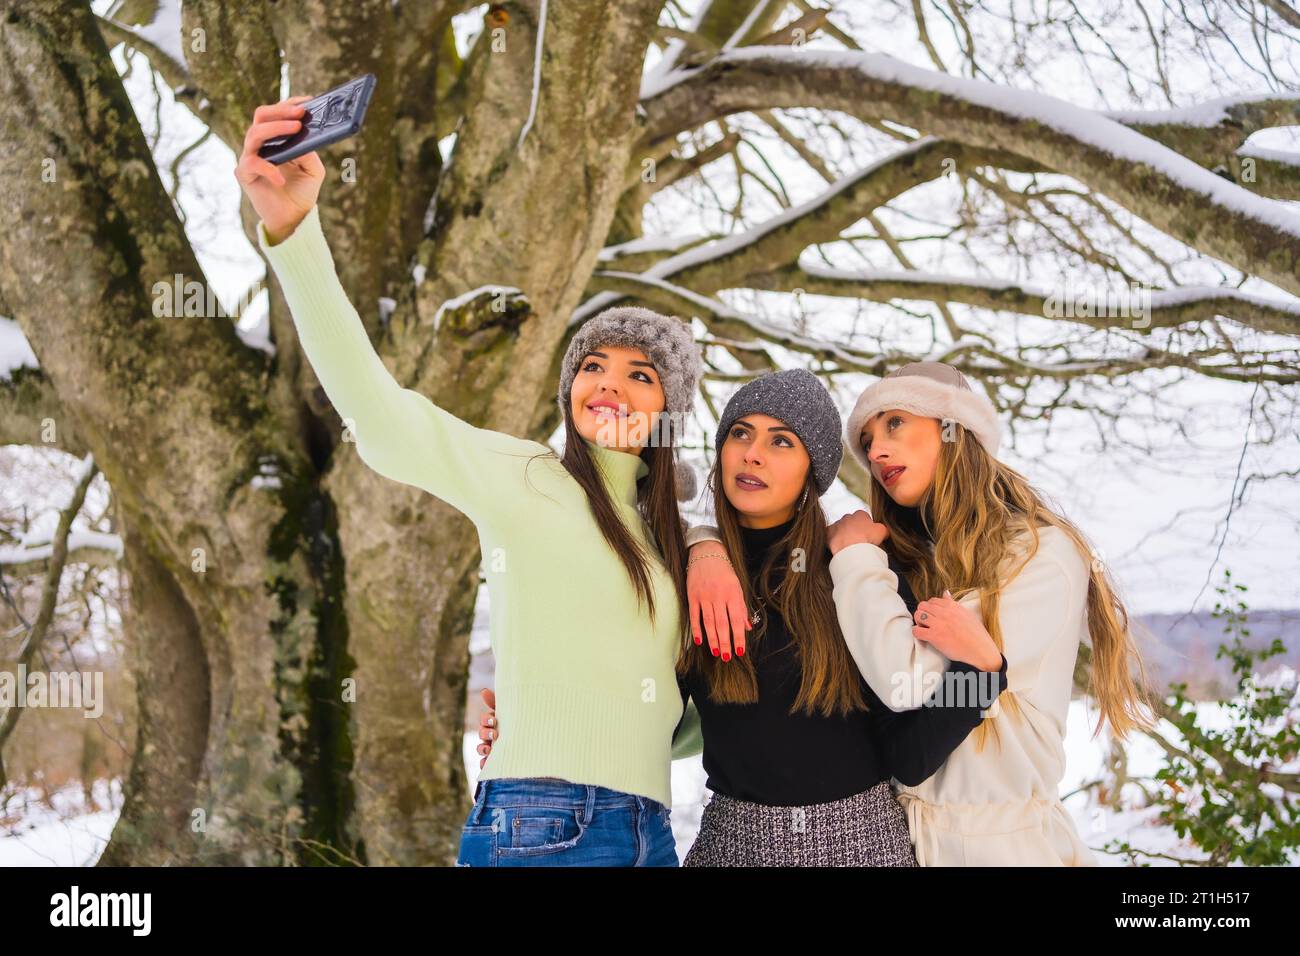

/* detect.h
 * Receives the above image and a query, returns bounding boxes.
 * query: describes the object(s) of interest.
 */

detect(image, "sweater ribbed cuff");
[827,539,892,581]
[256,206,365,347]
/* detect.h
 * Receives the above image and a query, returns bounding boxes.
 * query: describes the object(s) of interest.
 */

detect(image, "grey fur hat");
[557,305,703,500]
[714,368,843,495]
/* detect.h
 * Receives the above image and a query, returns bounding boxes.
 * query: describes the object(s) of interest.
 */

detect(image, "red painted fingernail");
[722,651,730,661]
[737,646,744,656]
[711,646,718,656]
[694,636,702,645]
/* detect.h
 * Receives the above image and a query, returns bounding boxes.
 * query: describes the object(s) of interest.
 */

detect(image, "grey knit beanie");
[714,368,843,495]
[844,361,1001,474]
[557,305,703,499]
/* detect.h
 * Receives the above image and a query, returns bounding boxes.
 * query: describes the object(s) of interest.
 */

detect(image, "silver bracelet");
[687,550,730,570]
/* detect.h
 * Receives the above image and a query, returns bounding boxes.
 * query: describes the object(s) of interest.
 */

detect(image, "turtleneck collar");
[583,437,649,507]
[738,514,796,567]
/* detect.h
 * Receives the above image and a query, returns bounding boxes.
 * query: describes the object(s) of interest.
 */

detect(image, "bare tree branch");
[639,48,1300,296]
[0,454,98,786]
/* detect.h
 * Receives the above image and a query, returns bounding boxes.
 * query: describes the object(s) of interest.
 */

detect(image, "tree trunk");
[0,0,668,865]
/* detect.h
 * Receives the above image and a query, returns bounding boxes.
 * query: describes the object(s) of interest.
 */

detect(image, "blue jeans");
[455,777,678,867]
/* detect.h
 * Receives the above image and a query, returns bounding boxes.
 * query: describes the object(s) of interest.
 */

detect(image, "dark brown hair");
[531,398,690,640]
[676,462,869,717]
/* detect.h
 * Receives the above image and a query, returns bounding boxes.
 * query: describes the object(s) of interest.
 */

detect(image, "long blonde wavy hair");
[867,421,1157,751]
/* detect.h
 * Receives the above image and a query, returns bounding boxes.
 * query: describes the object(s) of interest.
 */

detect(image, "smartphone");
[258,73,377,165]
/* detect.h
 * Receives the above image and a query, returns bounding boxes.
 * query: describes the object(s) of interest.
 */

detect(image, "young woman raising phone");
[237,96,705,867]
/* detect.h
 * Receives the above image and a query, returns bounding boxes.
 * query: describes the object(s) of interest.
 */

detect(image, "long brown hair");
[529,400,690,640]
[676,464,869,717]
[868,424,1157,749]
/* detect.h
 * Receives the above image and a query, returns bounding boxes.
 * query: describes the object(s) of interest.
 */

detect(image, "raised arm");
[238,98,538,525]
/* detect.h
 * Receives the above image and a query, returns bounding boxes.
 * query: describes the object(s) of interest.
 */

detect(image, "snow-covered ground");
[0,778,120,867]
[4,694,1295,867]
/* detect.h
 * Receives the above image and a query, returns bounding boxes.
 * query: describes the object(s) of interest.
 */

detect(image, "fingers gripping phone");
[258,73,377,165]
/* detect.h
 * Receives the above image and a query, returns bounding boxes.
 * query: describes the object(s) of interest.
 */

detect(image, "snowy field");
[5,695,1294,867]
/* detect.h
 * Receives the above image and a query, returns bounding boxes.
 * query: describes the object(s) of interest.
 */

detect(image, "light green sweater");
[258,206,701,808]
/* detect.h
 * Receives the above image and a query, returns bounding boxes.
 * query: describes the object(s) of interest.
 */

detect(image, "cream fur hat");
[844,362,1000,472]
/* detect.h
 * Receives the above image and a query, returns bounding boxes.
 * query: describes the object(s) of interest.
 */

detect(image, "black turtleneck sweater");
[679,516,1008,807]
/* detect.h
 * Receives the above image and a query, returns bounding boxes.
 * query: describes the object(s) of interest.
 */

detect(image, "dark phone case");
[257,74,376,165]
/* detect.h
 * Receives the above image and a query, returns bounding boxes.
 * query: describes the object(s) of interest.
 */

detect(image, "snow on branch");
[584,269,875,369]
[574,136,1020,323]
[0,530,124,576]
[785,262,1300,337]
[1100,93,1300,131]
[639,47,1300,296]
[431,285,526,334]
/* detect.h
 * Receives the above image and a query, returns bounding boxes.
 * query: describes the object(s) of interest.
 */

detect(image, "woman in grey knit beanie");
[460,303,705,867]
[557,305,702,502]
[549,304,704,627]
[243,90,712,867]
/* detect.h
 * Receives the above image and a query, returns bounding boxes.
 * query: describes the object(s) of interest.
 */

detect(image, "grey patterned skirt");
[682,780,918,867]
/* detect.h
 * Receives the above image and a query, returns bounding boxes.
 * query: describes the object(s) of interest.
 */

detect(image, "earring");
[799,487,809,509]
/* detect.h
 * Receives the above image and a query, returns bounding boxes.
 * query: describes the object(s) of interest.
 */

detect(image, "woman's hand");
[827,509,889,555]
[686,543,750,661]
[912,591,1002,671]
[475,687,496,769]
[235,95,326,244]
